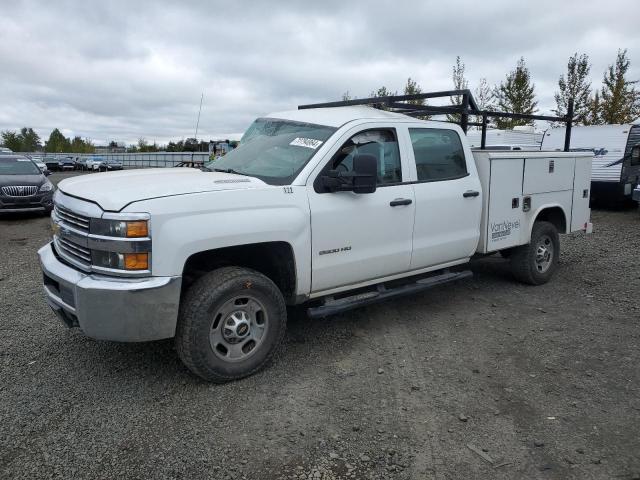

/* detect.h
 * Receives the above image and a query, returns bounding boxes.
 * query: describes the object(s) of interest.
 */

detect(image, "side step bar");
[307,269,472,319]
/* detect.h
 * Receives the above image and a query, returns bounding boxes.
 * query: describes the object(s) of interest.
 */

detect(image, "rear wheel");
[509,221,559,285]
[175,267,287,382]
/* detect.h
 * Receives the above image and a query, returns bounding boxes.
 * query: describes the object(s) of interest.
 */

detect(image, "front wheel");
[175,267,287,382]
[509,221,560,285]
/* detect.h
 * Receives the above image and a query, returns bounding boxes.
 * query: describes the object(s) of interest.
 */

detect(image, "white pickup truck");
[39,105,593,382]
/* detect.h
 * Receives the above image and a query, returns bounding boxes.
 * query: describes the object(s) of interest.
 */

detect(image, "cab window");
[329,129,402,185]
[409,128,467,182]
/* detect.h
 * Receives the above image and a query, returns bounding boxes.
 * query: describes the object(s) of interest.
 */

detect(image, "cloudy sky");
[1,0,639,146]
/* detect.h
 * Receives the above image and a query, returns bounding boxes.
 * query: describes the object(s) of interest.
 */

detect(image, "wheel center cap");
[236,322,250,337]
[222,310,251,341]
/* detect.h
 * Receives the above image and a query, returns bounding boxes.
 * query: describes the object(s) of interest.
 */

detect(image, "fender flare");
[529,203,569,236]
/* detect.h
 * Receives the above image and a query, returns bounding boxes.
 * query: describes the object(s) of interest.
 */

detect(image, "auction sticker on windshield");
[290,137,323,149]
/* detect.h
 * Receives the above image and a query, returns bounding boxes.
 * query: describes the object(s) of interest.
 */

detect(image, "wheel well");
[182,242,297,304]
[535,206,567,233]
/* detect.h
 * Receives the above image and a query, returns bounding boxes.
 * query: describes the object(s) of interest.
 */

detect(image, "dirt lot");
[1,172,639,480]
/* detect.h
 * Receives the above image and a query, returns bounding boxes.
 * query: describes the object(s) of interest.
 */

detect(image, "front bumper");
[633,187,640,203]
[38,242,182,342]
[0,192,53,212]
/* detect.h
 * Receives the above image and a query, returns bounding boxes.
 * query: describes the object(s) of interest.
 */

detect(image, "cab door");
[308,125,415,293]
[405,126,482,269]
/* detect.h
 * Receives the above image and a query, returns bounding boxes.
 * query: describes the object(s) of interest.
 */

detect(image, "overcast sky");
[1,0,639,146]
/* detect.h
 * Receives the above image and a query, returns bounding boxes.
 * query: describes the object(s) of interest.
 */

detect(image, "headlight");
[39,181,54,192]
[92,251,149,271]
[91,219,149,238]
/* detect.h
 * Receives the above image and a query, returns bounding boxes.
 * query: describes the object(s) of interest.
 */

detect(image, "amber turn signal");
[126,221,149,238]
[124,252,149,270]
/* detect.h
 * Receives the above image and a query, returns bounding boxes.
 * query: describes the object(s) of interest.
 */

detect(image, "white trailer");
[466,128,543,149]
[541,124,640,200]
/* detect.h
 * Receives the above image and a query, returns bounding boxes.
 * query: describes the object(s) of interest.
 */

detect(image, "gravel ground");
[1,172,639,480]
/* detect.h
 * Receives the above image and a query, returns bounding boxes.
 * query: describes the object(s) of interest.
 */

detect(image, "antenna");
[194,92,204,140]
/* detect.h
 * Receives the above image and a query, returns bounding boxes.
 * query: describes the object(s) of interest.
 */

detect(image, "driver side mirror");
[320,153,377,194]
[44,170,51,176]
[352,153,377,194]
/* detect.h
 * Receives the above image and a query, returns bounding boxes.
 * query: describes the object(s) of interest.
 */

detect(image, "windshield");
[203,118,337,185]
[0,156,41,175]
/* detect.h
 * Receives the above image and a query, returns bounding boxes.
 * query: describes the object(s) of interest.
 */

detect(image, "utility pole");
[194,92,204,143]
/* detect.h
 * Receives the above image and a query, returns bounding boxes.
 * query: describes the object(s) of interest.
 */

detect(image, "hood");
[57,168,268,211]
[0,173,45,187]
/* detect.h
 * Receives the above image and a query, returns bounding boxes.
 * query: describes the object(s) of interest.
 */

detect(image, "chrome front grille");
[56,236,92,264]
[2,185,38,197]
[52,203,92,271]
[51,193,152,277]
[54,205,90,232]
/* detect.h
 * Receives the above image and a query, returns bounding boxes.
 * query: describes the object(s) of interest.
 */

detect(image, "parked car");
[44,156,59,171]
[97,158,123,171]
[83,156,104,171]
[74,157,88,170]
[28,156,48,173]
[174,160,205,168]
[39,102,593,383]
[0,147,13,153]
[57,156,76,171]
[0,155,54,213]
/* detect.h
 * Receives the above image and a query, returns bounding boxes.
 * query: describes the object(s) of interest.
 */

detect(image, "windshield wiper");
[211,167,251,177]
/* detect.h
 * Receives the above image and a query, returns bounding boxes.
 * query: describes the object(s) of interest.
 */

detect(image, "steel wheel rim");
[535,234,554,273]
[209,295,269,362]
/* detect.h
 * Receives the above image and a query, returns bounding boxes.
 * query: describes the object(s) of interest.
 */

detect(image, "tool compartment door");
[486,158,525,251]
[523,157,575,194]
[571,155,592,232]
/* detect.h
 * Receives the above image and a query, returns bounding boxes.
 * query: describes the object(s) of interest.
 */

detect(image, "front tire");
[509,221,560,285]
[175,267,287,382]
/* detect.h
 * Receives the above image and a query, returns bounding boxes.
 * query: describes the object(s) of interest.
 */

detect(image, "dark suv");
[0,155,55,213]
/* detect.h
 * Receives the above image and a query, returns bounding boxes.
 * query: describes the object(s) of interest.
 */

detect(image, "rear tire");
[509,221,559,285]
[175,267,287,383]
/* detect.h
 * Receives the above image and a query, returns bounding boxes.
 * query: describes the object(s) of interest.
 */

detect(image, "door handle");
[390,198,412,207]
[463,190,480,198]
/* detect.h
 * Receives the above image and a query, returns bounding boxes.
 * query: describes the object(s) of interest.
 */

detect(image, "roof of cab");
[265,106,413,128]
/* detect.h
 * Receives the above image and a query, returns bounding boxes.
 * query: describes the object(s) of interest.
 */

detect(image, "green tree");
[447,56,469,122]
[368,86,397,110]
[137,138,159,152]
[369,86,396,98]
[45,128,71,152]
[403,77,430,119]
[0,128,42,151]
[599,49,640,124]
[553,53,592,124]
[585,91,602,125]
[19,127,42,151]
[494,57,538,129]
[474,77,496,127]
[69,136,95,153]
[1,130,21,151]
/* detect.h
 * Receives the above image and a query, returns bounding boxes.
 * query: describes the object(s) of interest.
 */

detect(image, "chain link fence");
[17,152,212,169]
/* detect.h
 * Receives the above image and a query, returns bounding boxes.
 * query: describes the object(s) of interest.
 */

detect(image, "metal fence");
[17,152,212,169]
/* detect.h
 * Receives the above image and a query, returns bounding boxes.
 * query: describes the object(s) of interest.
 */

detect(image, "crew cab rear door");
[402,125,482,269]
[307,124,415,293]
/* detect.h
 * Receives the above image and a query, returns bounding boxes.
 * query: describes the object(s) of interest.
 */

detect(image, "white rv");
[466,127,543,149]
[541,124,640,201]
